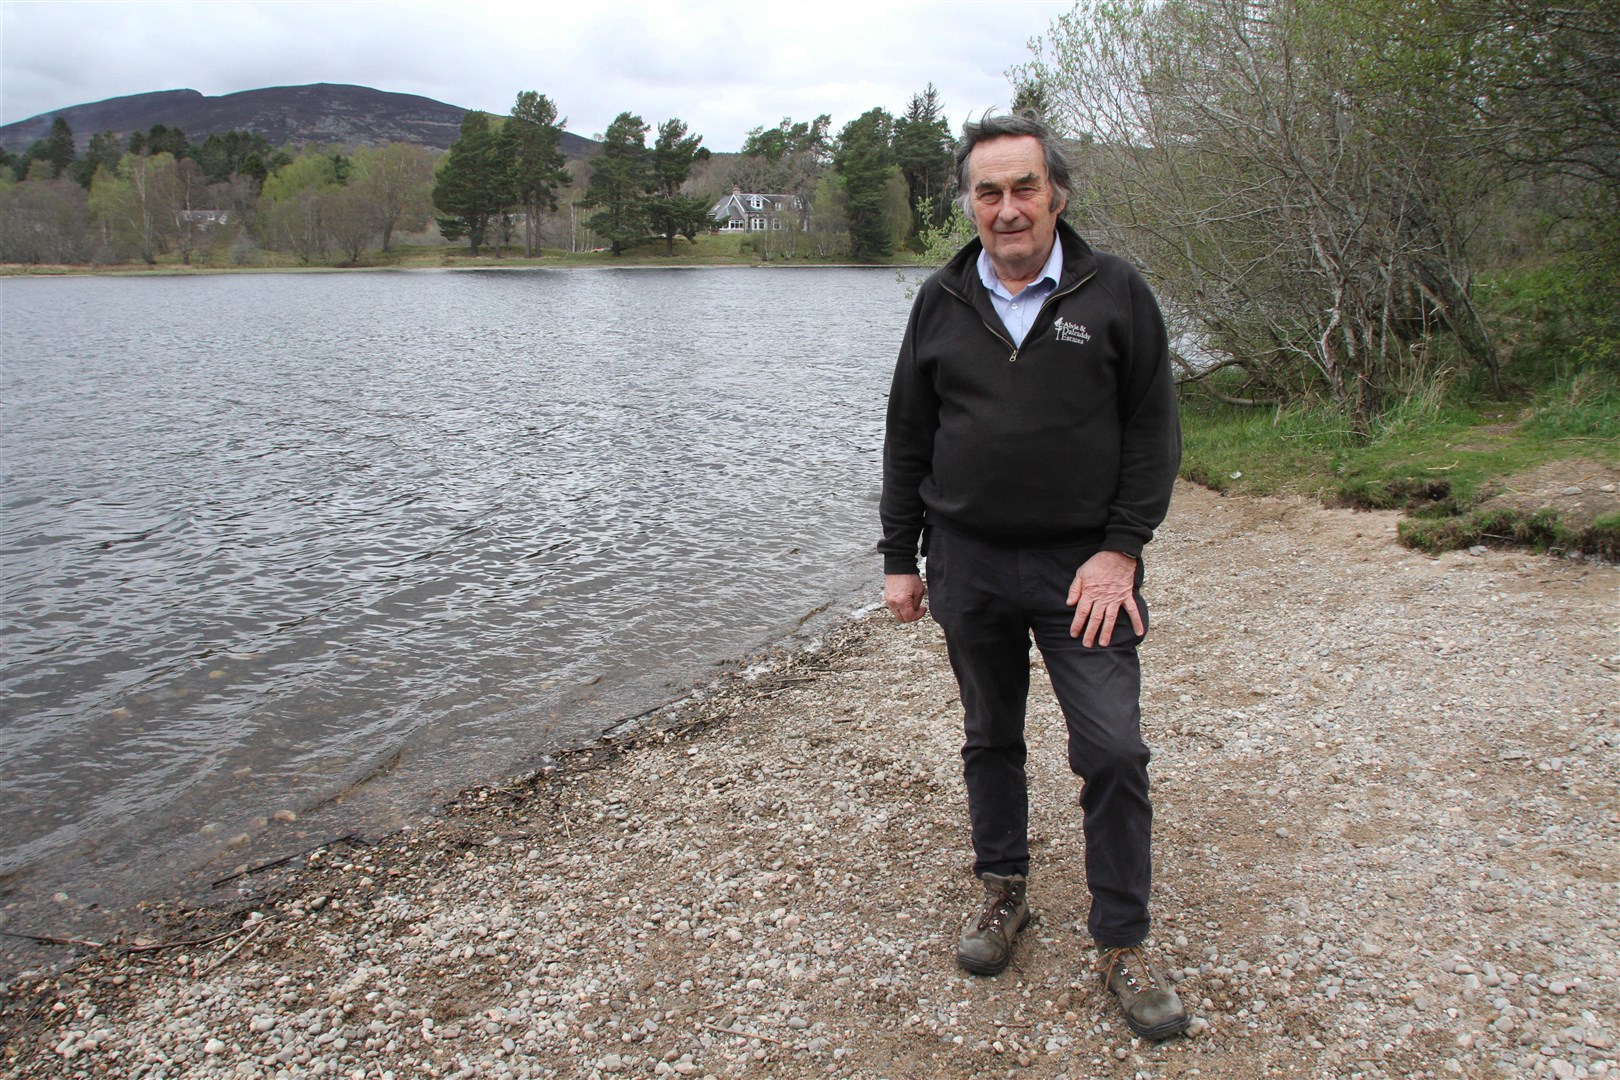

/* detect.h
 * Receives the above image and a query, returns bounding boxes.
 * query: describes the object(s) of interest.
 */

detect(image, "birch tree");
[1020,0,1504,423]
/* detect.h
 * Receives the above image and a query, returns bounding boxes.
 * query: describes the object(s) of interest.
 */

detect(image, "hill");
[0,83,597,158]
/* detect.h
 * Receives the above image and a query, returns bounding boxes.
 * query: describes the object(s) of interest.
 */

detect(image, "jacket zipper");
[944,269,1097,362]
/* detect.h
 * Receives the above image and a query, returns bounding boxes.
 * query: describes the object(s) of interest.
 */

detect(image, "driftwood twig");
[0,929,107,950]
[198,916,275,974]
[211,833,369,889]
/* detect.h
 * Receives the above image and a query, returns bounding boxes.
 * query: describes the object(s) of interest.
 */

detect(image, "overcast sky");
[1,0,1074,150]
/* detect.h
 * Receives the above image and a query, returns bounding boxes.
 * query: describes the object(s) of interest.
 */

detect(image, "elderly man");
[879,112,1185,1039]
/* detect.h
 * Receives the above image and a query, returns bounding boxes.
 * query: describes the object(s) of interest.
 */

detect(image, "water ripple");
[0,267,908,919]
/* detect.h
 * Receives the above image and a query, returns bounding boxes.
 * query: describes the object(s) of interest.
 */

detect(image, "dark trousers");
[926,527,1154,947]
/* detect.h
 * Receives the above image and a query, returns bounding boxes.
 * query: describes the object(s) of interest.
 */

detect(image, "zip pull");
[1009,349,1019,363]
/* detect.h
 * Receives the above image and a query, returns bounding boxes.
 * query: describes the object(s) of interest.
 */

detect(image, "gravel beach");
[3,480,1616,1079]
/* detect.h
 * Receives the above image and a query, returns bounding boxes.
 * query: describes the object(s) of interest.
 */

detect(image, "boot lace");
[976,887,1017,932]
[1097,946,1158,995]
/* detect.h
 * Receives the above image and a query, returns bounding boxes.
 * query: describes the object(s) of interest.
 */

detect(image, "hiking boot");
[1097,944,1190,1040]
[956,872,1029,976]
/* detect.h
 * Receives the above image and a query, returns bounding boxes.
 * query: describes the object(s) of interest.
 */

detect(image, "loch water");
[0,266,911,960]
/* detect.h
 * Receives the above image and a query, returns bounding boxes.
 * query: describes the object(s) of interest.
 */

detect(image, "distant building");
[708,186,806,232]
[179,209,231,228]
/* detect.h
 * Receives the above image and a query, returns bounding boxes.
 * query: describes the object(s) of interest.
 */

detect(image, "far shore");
[0,255,921,278]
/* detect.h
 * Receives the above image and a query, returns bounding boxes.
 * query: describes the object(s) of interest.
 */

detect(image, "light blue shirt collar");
[977,235,1064,346]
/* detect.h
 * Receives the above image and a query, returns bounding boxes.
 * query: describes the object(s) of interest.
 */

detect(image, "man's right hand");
[884,573,927,623]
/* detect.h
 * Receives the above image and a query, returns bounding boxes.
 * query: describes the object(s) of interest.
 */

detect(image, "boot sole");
[955,909,1032,976]
[1125,1011,1191,1041]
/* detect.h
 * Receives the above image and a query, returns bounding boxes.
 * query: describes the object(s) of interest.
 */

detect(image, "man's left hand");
[1066,550,1143,646]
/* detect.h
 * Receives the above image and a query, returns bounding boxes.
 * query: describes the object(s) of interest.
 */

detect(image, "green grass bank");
[0,231,882,275]
[1177,263,1620,560]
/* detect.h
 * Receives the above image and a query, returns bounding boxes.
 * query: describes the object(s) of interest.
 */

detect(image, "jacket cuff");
[1102,534,1145,560]
[883,555,920,576]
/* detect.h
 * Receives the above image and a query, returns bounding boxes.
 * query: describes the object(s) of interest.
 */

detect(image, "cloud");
[0,0,1070,149]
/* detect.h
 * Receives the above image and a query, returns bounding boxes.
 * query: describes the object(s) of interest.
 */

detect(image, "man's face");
[966,135,1067,284]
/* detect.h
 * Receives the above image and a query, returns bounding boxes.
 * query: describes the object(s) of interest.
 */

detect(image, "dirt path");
[4,481,1616,1079]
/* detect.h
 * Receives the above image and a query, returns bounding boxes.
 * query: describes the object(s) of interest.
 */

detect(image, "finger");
[1098,605,1119,647]
[1082,604,1104,648]
[1069,602,1087,639]
[1124,596,1145,637]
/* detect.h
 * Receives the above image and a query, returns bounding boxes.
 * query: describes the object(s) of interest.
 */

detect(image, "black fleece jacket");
[879,220,1181,575]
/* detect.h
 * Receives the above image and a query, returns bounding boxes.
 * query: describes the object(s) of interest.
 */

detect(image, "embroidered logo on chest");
[1052,317,1092,346]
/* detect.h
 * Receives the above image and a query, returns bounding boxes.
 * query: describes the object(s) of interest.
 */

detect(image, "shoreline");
[0,579,882,984]
[0,260,921,279]
[2,481,1616,1079]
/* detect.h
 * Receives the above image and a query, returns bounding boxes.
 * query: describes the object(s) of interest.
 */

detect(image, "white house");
[708,186,806,232]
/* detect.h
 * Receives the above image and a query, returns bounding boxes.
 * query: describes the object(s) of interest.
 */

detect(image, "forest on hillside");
[0,78,956,269]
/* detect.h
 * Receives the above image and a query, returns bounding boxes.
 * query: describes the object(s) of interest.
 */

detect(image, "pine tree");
[581,112,651,256]
[645,118,710,256]
[835,109,898,260]
[433,111,510,256]
[504,91,570,256]
[45,117,76,180]
[892,85,955,234]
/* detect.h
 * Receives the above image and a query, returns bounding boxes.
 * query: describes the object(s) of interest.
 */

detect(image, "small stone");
[1561,486,1583,496]
[273,809,297,823]
[204,1038,227,1054]
[1549,1060,1576,1080]
[1468,545,1488,556]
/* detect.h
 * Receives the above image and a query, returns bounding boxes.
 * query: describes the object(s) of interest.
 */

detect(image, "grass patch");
[1179,259,1619,558]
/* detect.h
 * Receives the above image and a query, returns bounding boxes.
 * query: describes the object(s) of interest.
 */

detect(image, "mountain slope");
[0,83,596,158]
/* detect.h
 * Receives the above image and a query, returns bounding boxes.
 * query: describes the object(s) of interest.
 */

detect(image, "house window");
[749,196,763,210]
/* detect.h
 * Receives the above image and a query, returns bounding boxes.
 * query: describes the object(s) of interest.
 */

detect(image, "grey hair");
[954,111,1072,215]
